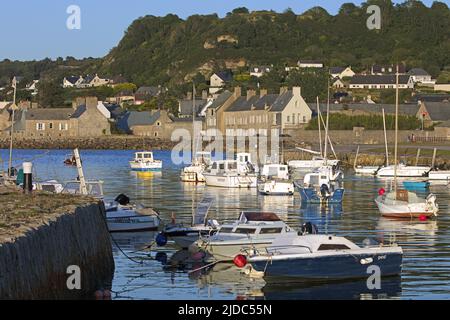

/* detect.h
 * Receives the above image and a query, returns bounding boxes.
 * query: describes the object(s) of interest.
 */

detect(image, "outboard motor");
[115,194,130,206]
[301,222,318,235]
[320,184,331,198]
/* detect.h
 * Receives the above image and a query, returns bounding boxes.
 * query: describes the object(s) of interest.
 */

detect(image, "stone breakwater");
[0,136,177,150]
[0,188,114,299]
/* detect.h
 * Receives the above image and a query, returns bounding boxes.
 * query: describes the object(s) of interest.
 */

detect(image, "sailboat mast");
[382,108,389,166]
[8,78,17,177]
[317,96,323,157]
[324,80,330,163]
[394,65,399,196]
[192,82,196,163]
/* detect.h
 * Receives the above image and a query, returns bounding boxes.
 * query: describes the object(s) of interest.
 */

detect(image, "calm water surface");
[2,149,449,300]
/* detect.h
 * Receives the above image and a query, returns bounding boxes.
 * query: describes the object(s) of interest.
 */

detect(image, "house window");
[154,132,158,137]
[59,123,68,131]
[287,116,290,123]
[156,122,161,126]
[303,116,306,123]
[49,123,53,129]
[36,123,45,131]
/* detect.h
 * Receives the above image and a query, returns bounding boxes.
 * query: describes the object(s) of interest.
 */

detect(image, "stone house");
[223,87,312,137]
[417,101,450,127]
[205,89,238,135]
[3,97,111,137]
[209,71,233,94]
[349,75,414,90]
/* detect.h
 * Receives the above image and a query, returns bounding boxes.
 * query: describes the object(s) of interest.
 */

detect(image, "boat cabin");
[134,152,155,162]
[217,212,293,236]
[260,164,289,180]
[207,153,257,176]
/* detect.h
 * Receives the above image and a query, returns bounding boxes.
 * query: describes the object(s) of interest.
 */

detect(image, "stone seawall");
[0,192,114,299]
[0,136,177,150]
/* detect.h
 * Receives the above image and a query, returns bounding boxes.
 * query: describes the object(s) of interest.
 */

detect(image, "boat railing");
[244,243,314,256]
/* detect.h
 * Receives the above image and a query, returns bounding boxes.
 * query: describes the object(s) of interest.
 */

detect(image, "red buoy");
[419,214,428,221]
[378,188,386,196]
[233,255,247,268]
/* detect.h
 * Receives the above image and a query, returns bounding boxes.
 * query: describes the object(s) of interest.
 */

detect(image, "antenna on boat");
[382,108,389,166]
[192,81,196,164]
[394,65,399,198]
[8,77,18,178]
[324,79,330,164]
[316,96,323,157]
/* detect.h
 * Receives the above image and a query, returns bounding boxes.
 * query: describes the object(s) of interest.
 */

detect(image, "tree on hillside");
[37,81,65,107]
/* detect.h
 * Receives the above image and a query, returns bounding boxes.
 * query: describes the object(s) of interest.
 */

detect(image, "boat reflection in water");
[110,232,157,254]
[376,217,438,244]
[131,170,163,181]
[175,257,401,300]
[300,203,343,233]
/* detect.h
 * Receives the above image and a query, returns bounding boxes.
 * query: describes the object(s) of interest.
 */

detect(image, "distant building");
[434,84,450,92]
[407,68,435,85]
[330,66,355,79]
[209,70,233,94]
[417,101,450,125]
[298,60,324,69]
[63,75,110,88]
[205,89,239,135]
[178,91,209,118]
[134,86,162,105]
[63,76,84,88]
[370,64,406,75]
[25,80,39,95]
[349,75,414,90]
[250,66,271,78]
[332,78,346,89]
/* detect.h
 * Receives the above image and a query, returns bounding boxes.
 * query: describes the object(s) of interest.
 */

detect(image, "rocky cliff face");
[0,201,114,299]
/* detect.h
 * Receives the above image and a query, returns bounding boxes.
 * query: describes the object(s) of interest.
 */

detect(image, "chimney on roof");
[72,97,86,110]
[292,86,301,97]
[280,87,288,94]
[247,89,256,100]
[234,87,242,98]
[260,89,268,97]
[202,90,208,100]
[85,96,98,109]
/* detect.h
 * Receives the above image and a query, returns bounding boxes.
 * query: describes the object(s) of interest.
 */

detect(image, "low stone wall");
[0,135,177,150]
[0,193,114,299]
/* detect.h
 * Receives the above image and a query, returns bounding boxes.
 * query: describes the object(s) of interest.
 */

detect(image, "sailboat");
[295,92,344,204]
[180,83,211,182]
[375,66,438,219]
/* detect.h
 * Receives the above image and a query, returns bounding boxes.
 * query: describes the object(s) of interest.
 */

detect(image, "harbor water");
[2,149,450,300]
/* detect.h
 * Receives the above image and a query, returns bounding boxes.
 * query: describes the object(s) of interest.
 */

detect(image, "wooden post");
[354,146,360,170]
[415,149,421,166]
[431,148,437,168]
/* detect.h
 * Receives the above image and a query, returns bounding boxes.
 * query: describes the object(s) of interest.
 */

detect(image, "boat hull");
[200,240,273,261]
[130,161,162,171]
[250,249,402,282]
[374,196,436,219]
[428,171,450,180]
[107,215,160,232]
[164,228,216,248]
[258,181,294,196]
[289,159,340,170]
[203,174,257,188]
[295,183,344,204]
[376,166,430,177]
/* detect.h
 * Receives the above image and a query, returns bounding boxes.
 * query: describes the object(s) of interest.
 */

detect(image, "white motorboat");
[374,189,438,219]
[376,164,431,177]
[203,153,258,188]
[239,231,403,282]
[105,194,161,232]
[258,164,294,196]
[428,170,450,181]
[295,166,344,204]
[304,165,344,184]
[180,152,211,183]
[33,180,65,193]
[129,151,162,171]
[192,211,297,261]
[156,196,219,248]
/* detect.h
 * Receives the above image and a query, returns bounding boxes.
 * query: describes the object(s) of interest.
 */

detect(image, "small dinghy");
[235,224,403,282]
[105,194,161,232]
[402,181,430,190]
[156,196,219,248]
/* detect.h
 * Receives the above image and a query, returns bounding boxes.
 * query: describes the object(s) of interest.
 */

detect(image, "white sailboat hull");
[376,165,430,177]
[203,174,257,188]
[354,166,379,175]
[288,159,340,170]
[375,194,438,218]
[428,171,450,180]
[106,211,160,232]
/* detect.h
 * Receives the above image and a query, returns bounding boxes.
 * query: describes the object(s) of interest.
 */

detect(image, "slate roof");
[135,86,161,100]
[106,104,125,119]
[117,110,161,133]
[407,68,430,76]
[214,70,233,82]
[226,96,259,112]
[70,105,87,118]
[350,75,412,85]
[179,99,208,117]
[413,94,450,103]
[253,94,279,110]
[207,91,233,110]
[308,103,420,116]
[65,76,80,85]
[330,67,345,74]
[270,91,294,112]
[26,108,74,120]
[224,91,294,113]
[81,75,95,84]
[422,102,450,121]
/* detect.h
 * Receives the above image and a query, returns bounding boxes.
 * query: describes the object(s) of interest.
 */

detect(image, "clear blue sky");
[0,0,440,61]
